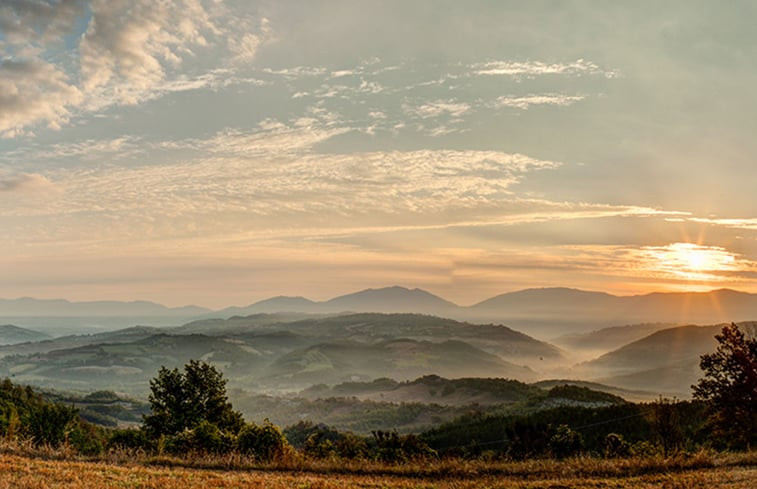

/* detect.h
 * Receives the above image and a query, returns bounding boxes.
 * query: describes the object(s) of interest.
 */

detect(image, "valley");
[0,287,754,431]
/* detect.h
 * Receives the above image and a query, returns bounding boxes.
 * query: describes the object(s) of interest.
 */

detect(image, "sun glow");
[645,242,738,281]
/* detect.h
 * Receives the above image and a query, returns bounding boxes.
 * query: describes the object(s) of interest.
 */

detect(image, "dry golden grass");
[0,453,755,489]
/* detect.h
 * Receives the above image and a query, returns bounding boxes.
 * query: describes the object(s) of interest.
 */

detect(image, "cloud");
[0,172,58,194]
[688,217,757,231]
[403,100,471,119]
[492,94,585,110]
[472,59,616,78]
[0,59,83,137]
[228,17,271,63]
[0,0,86,44]
[0,1,269,136]
[2,136,143,163]
[262,66,328,79]
[79,0,219,103]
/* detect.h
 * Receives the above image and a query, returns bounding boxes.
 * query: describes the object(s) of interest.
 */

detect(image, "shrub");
[371,430,436,463]
[107,428,153,451]
[24,402,78,447]
[236,421,288,461]
[190,420,234,454]
[304,435,336,459]
[630,440,660,457]
[335,433,369,459]
[68,420,104,456]
[548,424,584,459]
[603,433,630,458]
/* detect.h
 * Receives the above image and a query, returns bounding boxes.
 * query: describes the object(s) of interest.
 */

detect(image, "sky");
[1,0,756,308]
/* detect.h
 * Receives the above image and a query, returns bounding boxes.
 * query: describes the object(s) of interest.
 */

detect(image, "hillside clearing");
[0,454,754,489]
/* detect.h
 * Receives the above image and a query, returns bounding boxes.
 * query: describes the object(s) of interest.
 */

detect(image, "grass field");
[0,453,755,489]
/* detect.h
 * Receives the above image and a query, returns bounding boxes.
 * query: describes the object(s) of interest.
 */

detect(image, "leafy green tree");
[692,323,757,450]
[143,360,243,437]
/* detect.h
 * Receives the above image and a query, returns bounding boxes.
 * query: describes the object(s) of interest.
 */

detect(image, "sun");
[646,242,738,281]
[675,243,730,272]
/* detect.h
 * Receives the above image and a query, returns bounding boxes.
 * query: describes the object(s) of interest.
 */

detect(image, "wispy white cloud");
[687,217,757,231]
[262,66,328,79]
[2,136,143,163]
[472,59,616,78]
[492,94,585,110]
[0,120,564,233]
[403,100,471,119]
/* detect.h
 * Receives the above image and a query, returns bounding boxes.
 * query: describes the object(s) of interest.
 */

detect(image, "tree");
[692,323,757,450]
[548,424,584,459]
[143,360,243,437]
[650,397,682,457]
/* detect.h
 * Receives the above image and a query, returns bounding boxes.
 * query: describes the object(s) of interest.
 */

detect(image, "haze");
[1,1,756,308]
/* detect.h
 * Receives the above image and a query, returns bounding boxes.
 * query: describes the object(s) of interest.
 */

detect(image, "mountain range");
[0,297,209,317]
[208,286,757,340]
[5,286,756,339]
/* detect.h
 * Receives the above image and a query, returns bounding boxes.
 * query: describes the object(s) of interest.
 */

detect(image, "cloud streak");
[471,59,616,78]
[492,94,585,110]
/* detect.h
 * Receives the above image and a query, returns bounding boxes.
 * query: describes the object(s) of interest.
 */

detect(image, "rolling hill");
[572,321,757,397]
[231,376,627,434]
[264,339,535,387]
[0,325,164,359]
[302,375,546,406]
[0,313,558,393]
[0,324,50,345]
[170,312,563,364]
[552,323,676,357]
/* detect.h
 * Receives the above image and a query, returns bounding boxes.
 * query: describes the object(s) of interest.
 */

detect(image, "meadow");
[0,445,755,489]
[0,452,755,489]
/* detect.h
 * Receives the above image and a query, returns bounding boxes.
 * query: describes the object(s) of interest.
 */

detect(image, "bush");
[371,430,436,463]
[236,421,288,461]
[630,440,660,457]
[304,435,336,459]
[548,424,584,459]
[191,420,234,454]
[107,428,153,451]
[68,420,104,455]
[24,402,78,447]
[335,433,369,459]
[603,433,630,458]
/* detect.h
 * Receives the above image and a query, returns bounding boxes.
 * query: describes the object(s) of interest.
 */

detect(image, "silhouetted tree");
[650,397,682,456]
[692,323,757,449]
[144,360,243,437]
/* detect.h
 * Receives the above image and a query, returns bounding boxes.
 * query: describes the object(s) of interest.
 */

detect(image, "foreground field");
[0,454,755,489]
